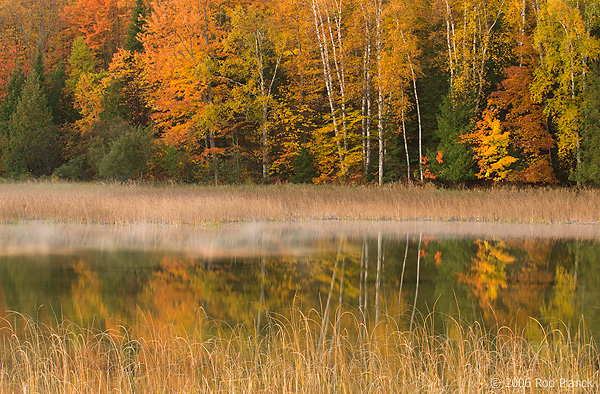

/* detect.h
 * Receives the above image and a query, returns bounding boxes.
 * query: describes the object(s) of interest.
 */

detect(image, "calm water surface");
[1,222,599,337]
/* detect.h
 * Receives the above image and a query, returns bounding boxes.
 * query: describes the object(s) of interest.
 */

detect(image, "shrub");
[52,156,87,181]
[98,126,153,181]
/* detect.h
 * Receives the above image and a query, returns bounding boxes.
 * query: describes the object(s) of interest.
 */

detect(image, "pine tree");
[431,92,477,183]
[125,0,147,52]
[0,66,26,127]
[33,52,73,125]
[46,63,75,125]
[4,69,61,176]
[292,144,317,183]
[33,53,46,90]
[579,62,600,184]
[0,66,26,170]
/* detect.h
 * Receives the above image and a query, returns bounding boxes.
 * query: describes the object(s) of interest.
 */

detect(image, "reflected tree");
[458,240,514,324]
[541,265,579,331]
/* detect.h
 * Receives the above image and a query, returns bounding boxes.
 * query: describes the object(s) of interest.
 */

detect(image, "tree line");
[1,0,599,185]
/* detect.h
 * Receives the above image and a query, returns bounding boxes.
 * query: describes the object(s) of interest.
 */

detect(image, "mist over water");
[1,221,599,337]
[1,220,600,255]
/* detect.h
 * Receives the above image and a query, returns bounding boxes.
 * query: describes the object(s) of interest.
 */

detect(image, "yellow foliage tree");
[463,108,517,181]
[74,71,107,128]
[531,0,600,179]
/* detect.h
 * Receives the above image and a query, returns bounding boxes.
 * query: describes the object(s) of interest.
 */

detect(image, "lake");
[1,220,599,339]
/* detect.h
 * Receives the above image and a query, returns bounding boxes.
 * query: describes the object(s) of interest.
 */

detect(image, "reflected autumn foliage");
[135,249,364,335]
[0,237,598,339]
[542,265,578,327]
[458,240,514,318]
[71,261,109,325]
[499,240,554,328]
[140,257,206,331]
[426,238,582,331]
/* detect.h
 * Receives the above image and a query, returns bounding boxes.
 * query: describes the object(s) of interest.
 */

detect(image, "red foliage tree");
[488,66,556,183]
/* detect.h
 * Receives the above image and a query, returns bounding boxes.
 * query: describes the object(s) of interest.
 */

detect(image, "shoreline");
[1,182,600,225]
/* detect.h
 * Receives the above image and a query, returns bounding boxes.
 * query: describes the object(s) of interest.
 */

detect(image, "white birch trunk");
[399,28,423,182]
[400,87,411,182]
[375,0,384,186]
[361,10,373,174]
[311,0,346,174]
[252,28,282,180]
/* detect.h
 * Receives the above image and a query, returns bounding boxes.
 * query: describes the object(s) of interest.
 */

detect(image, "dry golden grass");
[0,310,598,394]
[0,181,599,224]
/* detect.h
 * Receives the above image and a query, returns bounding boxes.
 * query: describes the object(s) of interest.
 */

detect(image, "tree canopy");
[1,0,600,185]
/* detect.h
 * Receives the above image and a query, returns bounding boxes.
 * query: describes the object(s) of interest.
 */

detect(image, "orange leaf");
[436,150,443,164]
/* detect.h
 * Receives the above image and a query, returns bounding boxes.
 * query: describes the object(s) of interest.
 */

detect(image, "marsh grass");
[0,310,598,393]
[0,182,599,224]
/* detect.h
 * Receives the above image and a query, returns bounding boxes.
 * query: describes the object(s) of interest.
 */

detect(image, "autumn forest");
[1,0,599,186]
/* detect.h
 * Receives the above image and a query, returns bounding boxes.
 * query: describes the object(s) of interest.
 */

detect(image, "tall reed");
[0,310,598,393]
[0,182,600,224]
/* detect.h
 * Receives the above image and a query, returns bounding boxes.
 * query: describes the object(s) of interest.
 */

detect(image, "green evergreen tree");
[292,145,317,184]
[430,92,477,183]
[0,66,26,174]
[579,61,600,184]
[125,0,147,52]
[0,66,26,127]
[27,53,74,125]
[33,53,46,89]
[101,78,129,121]
[3,69,61,176]
[46,62,76,125]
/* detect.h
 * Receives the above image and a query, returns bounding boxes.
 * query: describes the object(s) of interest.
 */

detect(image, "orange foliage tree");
[487,66,556,183]
[65,0,132,68]
[0,0,67,65]
[140,0,231,184]
[107,48,152,126]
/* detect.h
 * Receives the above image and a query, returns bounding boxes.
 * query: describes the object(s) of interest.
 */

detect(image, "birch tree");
[531,0,599,180]
[359,3,373,175]
[374,0,384,185]
[310,0,349,177]
[434,0,507,183]
[228,5,285,180]
[388,1,424,182]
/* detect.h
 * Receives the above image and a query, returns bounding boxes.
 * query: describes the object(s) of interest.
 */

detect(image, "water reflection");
[0,232,599,339]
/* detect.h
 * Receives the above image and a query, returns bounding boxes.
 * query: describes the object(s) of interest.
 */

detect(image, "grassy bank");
[0,182,599,224]
[0,311,597,394]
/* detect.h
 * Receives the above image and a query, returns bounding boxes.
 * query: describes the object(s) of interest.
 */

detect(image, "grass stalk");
[0,182,599,224]
[0,310,598,393]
